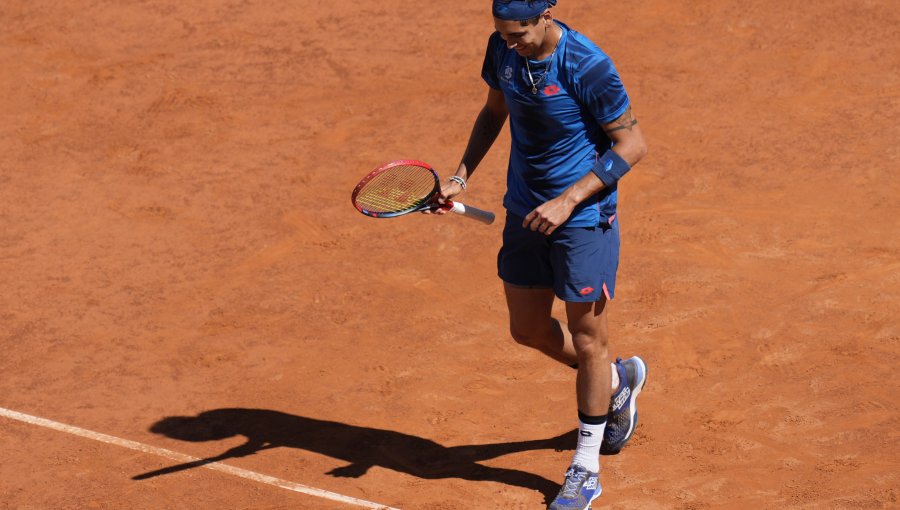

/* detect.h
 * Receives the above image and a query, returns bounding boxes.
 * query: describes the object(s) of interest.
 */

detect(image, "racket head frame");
[351,159,441,218]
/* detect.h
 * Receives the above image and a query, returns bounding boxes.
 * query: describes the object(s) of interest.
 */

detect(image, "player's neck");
[533,23,561,60]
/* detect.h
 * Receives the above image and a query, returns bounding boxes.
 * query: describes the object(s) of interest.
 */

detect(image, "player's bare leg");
[504,283,619,385]
[545,297,611,510]
[566,297,612,416]
[503,283,578,365]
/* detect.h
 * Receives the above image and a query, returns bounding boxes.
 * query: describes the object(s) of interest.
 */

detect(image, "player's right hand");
[425,178,464,214]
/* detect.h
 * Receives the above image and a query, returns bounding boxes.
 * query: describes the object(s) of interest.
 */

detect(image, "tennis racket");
[351,159,495,225]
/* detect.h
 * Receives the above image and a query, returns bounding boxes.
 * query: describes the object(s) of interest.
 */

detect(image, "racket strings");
[355,165,436,213]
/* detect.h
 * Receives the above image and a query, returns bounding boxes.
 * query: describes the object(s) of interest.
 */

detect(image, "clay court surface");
[1,1,898,508]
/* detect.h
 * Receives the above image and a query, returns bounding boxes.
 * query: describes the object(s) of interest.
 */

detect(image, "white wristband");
[449,175,467,190]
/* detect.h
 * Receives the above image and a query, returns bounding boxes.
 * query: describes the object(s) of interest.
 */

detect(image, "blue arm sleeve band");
[591,149,631,187]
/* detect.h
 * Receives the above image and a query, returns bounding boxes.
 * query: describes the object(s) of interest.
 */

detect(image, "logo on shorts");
[579,287,594,296]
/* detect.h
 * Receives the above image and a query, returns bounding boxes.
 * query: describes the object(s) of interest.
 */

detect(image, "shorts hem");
[556,282,614,302]
[556,294,612,303]
[500,278,553,290]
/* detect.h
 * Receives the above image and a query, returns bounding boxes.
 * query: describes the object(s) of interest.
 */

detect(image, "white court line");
[0,407,399,510]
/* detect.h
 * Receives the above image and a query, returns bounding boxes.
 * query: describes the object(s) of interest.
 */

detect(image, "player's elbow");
[634,133,648,160]
[629,136,648,166]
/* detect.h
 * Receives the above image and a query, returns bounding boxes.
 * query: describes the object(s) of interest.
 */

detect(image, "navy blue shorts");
[497,212,620,302]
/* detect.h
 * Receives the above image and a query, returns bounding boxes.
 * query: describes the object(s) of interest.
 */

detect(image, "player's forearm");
[559,172,608,209]
[561,135,648,208]
[457,106,508,179]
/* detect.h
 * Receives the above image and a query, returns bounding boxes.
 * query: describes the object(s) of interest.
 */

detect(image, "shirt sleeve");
[573,53,630,125]
[481,32,502,90]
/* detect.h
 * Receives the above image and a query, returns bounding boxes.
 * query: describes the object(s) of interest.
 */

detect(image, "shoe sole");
[602,356,647,455]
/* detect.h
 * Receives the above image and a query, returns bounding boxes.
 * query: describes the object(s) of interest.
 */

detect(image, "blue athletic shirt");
[481,21,629,227]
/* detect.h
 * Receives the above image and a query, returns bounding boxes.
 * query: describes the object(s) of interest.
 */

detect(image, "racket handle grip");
[448,201,495,225]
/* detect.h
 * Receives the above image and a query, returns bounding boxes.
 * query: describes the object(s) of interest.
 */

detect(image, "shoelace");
[561,467,588,498]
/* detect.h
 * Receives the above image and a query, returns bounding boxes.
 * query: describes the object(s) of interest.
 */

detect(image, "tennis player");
[436,1,648,508]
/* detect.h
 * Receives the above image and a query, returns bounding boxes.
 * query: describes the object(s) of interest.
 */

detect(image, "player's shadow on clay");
[133,408,574,501]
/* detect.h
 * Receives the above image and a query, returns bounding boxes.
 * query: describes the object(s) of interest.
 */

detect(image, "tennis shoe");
[601,355,647,455]
[548,464,601,510]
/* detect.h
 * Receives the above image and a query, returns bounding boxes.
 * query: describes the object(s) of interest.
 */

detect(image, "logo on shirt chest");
[543,84,561,96]
[502,65,513,82]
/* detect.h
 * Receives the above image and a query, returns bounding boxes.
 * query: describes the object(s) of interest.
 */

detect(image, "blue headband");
[492,0,557,21]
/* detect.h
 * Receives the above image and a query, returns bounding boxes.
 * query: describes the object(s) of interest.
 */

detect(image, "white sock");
[571,418,606,472]
[610,362,620,393]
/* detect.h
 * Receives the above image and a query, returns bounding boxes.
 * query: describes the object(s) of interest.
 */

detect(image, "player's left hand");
[523,196,575,235]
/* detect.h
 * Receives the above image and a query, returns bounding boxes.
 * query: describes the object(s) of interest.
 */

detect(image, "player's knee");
[571,331,609,359]
[509,326,535,347]
[509,325,547,349]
